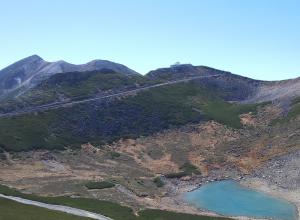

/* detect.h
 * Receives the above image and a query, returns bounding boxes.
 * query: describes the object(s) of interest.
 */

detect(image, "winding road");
[0,194,112,220]
[0,75,220,118]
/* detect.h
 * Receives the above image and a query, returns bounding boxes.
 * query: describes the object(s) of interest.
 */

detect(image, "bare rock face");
[0,55,47,92]
[0,55,139,97]
[245,77,300,103]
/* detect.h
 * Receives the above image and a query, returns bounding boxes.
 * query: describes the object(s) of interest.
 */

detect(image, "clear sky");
[0,0,299,80]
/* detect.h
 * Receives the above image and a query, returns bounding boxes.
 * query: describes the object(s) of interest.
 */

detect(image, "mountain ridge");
[146,64,300,103]
[0,55,139,98]
[0,57,299,115]
[0,57,299,220]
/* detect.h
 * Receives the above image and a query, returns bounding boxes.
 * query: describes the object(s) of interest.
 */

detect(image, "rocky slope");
[0,55,138,98]
[244,76,300,104]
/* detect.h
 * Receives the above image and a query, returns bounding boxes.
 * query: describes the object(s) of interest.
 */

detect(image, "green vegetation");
[24,71,153,103]
[0,70,158,111]
[165,171,188,178]
[110,151,121,159]
[0,109,81,151]
[85,181,115,190]
[0,112,59,151]
[0,184,135,220]
[201,101,259,129]
[0,198,90,220]
[139,209,232,220]
[0,148,6,160]
[165,162,201,179]
[273,97,300,124]
[287,98,300,119]
[0,184,231,220]
[0,81,262,152]
[153,176,165,187]
[180,162,201,175]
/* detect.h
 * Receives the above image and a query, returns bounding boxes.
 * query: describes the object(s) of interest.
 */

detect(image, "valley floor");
[0,104,298,220]
[0,150,298,220]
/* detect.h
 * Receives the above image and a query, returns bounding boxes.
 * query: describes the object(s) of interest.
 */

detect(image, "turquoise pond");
[184,180,298,220]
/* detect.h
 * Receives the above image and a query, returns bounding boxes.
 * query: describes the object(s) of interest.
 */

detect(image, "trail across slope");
[0,194,112,220]
[0,75,220,118]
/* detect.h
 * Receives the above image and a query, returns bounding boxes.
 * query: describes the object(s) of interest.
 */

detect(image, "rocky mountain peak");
[0,55,139,98]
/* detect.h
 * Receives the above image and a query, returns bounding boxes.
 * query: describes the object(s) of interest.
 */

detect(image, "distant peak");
[55,60,68,64]
[30,54,42,59]
[170,63,193,68]
[23,54,44,62]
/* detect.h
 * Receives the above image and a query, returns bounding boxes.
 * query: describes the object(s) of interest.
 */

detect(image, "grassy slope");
[139,210,231,220]
[0,198,91,220]
[274,97,300,124]
[24,71,153,102]
[85,181,115,190]
[201,101,258,128]
[0,82,260,152]
[0,185,231,220]
[0,70,156,111]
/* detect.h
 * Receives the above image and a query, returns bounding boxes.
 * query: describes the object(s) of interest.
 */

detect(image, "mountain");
[244,76,300,103]
[147,64,261,101]
[0,55,139,98]
[147,64,229,80]
[0,62,298,152]
[147,64,300,103]
[0,69,155,110]
[0,60,299,220]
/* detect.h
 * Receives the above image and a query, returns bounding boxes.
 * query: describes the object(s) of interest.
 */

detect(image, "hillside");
[0,62,299,152]
[0,69,156,112]
[0,59,299,220]
[244,76,300,103]
[0,80,262,152]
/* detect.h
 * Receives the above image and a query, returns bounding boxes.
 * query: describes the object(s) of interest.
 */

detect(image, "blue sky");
[0,0,299,80]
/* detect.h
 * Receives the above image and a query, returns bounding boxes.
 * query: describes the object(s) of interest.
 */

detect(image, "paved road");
[0,194,112,220]
[0,75,220,118]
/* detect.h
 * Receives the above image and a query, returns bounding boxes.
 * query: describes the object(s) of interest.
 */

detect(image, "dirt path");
[0,75,220,118]
[0,194,112,220]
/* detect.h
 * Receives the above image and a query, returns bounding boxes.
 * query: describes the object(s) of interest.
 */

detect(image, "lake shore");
[240,150,300,219]
[241,178,299,220]
[161,150,300,220]
[145,177,266,220]
[154,174,299,220]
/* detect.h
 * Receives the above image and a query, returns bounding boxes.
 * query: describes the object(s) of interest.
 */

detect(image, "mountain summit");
[0,55,139,97]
